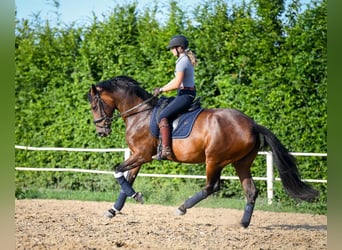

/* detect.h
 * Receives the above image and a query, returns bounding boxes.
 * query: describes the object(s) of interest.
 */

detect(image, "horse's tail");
[254,124,319,202]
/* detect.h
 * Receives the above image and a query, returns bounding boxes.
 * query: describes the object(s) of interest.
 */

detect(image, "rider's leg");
[158,118,172,159]
[156,94,195,160]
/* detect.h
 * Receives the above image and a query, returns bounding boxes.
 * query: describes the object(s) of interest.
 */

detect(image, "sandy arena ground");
[15,199,327,249]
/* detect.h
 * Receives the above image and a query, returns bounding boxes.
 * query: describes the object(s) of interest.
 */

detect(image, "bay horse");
[87,75,318,228]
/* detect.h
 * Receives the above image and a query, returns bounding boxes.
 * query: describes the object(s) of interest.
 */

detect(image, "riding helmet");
[167,35,189,49]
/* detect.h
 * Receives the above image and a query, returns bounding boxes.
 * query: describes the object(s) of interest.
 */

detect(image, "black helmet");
[167,35,189,49]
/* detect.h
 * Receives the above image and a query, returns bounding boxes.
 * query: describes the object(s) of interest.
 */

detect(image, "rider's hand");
[153,87,163,96]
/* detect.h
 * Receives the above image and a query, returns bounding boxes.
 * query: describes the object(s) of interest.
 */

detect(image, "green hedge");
[15,0,327,205]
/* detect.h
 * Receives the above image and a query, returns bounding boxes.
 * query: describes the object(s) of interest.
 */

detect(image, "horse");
[87,75,319,228]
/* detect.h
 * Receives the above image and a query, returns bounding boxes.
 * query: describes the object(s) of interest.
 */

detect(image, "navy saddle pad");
[150,96,203,139]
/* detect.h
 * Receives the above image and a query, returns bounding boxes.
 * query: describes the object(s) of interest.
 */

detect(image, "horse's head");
[87,84,115,137]
[87,76,157,137]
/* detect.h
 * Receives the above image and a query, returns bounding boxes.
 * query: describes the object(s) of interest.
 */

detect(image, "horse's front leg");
[114,153,148,196]
[105,154,149,217]
[105,166,141,218]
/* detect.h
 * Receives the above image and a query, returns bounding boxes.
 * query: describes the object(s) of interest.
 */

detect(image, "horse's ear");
[87,84,98,102]
[91,84,97,95]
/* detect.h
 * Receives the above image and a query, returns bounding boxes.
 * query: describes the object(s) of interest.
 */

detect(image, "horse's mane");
[96,76,157,105]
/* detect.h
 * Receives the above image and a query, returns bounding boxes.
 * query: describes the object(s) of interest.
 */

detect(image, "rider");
[154,35,198,160]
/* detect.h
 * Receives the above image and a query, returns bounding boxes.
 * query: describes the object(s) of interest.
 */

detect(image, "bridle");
[92,93,114,129]
[92,93,154,129]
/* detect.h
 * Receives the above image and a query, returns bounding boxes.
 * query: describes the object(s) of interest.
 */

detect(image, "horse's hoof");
[240,220,250,228]
[176,205,186,215]
[104,208,116,218]
[176,209,185,215]
[133,192,144,204]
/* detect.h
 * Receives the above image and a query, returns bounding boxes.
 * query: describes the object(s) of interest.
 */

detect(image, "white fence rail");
[15,145,327,204]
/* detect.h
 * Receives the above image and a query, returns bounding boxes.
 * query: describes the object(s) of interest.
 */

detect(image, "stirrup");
[160,146,172,160]
[159,146,173,160]
[152,145,173,160]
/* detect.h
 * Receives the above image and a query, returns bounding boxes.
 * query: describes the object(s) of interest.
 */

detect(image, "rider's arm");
[160,71,184,92]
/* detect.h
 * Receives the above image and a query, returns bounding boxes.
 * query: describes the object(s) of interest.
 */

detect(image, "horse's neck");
[124,109,152,131]
[121,99,152,122]
[117,97,136,112]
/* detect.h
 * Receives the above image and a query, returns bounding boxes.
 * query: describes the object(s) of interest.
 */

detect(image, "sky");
[15,0,313,27]
[15,0,207,26]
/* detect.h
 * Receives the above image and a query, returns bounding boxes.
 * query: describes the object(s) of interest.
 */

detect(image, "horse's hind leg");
[233,150,259,228]
[177,163,222,215]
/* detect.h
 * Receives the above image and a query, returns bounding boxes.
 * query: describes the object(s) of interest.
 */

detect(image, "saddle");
[150,96,203,139]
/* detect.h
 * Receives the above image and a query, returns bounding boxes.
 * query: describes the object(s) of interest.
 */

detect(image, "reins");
[94,94,155,127]
[118,96,155,119]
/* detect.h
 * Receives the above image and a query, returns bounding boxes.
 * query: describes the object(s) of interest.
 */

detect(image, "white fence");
[15,145,327,204]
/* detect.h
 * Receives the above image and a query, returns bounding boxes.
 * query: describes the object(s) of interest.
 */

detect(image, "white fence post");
[266,152,274,205]
[124,148,131,160]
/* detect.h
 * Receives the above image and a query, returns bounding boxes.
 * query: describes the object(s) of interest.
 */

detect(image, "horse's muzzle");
[97,127,112,137]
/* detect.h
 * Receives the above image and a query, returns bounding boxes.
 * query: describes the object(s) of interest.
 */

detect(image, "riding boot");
[158,118,173,160]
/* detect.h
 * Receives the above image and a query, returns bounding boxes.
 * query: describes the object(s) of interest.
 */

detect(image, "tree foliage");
[15,0,327,204]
